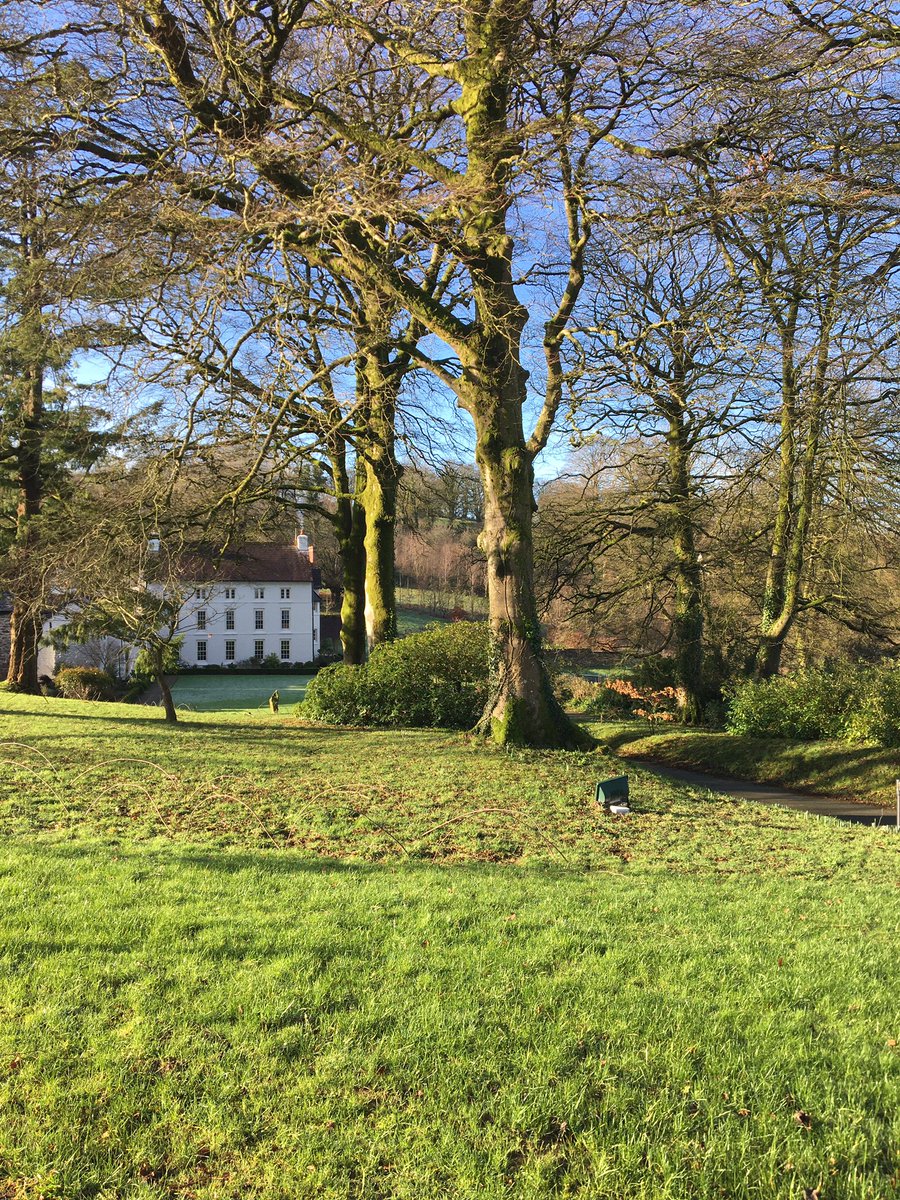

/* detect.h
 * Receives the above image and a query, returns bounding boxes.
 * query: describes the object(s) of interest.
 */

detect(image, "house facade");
[37,535,321,677]
[177,536,321,667]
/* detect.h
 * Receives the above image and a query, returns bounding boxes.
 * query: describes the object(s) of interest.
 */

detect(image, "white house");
[38,534,322,677]
[176,535,321,667]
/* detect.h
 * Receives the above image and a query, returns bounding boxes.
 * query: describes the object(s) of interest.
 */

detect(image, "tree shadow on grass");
[10,839,586,883]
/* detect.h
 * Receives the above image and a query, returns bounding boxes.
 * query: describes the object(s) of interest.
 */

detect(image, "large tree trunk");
[338,465,367,665]
[665,363,704,723]
[668,485,704,723]
[755,322,798,678]
[5,604,41,692]
[358,305,400,652]
[468,382,587,748]
[755,270,834,678]
[329,437,367,665]
[362,451,398,651]
[6,363,44,693]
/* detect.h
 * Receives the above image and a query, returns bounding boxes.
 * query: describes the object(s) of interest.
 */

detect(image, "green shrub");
[54,666,118,702]
[552,672,605,712]
[842,665,900,748]
[726,664,900,747]
[301,622,489,729]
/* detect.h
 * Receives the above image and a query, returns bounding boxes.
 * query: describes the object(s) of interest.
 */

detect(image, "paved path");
[632,761,897,827]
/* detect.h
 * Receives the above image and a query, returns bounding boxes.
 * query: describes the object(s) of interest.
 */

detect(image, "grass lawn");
[590,721,900,808]
[168,673,313,714]
[0,692,898,1199]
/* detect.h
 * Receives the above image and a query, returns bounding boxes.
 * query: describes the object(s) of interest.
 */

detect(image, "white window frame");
[254,587,265,599]
[196,640,207,662]
[197,609,207,630]
[225,640,235,661]
[280,640,291,661]
[280,587,291,599]
[281,609,290,629]
[254,639,265,659]
[225,609,235,630]
[254,609,264,630]
[224,587,236,600]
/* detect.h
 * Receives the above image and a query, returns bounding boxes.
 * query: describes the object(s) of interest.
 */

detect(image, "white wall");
[178,580,319,665]
[37,615,137,680]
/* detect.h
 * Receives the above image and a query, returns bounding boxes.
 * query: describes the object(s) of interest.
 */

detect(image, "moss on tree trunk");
[357,303,400,652]
[665,370,704,724]
[5,604,40,693]
[470,401,589,749]
[6,364,44,694]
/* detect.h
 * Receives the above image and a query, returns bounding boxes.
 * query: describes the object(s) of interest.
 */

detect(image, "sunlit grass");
[0,692,897,1198]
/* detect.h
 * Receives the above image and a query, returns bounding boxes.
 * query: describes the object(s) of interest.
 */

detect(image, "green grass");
[0,692,898,1199]
[590,722,900,807]
[396,586,487,616]
[395,606,453,636]
[168,673,313,714]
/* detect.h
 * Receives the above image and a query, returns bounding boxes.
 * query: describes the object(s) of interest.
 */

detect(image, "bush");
[843,665,900,748]
[552,671,604,711]
[54,666,118,702]
[726,664,900,747]
[604,678,679,724]
[301,622,490,729]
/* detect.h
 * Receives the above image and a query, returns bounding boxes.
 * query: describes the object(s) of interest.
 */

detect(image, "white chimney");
[296,532,310,556]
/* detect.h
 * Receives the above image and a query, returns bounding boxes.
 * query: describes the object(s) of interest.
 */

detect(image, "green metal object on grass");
[595,775,629,807]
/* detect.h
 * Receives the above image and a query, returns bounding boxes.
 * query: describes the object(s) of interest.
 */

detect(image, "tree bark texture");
[665,392,704,723]
[472,402,582,746]
[755,267,835,678]
[357,305,401,653]
[5,604,41,692]
[153,648,178,723]
[5,362,44,693]
[337,457,367,665]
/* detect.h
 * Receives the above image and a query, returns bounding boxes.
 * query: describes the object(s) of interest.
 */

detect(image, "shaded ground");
[633,761,896,827]
[155,673,313,714]
[589,721,900,811]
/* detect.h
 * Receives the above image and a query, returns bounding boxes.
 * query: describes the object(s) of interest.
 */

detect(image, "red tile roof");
[181,543,316,584]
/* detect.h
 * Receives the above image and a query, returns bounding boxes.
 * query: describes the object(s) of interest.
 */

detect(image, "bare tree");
[568,206,751,718]
[40,0,680,745]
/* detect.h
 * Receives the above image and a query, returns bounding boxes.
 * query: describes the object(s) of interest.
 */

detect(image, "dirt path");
[633,761,897,827]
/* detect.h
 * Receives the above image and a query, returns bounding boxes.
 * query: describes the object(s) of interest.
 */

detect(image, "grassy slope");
[0,693,898,1200]
[589,722,900,807]
[395,606,452,636]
